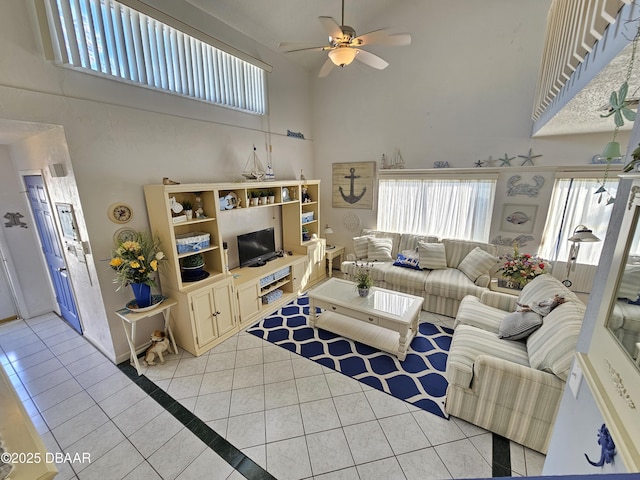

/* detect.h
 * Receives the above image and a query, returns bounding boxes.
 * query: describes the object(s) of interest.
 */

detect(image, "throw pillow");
[417,242,447,270]
[521,294,565,317]
[393,250,421,270]
[353,235,371,260]
[457,247,497,281]
[499,310,543,340]
[368,237,394,261]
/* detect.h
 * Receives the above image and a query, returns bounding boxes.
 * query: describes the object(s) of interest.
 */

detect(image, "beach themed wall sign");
[500,204,537,234]
[332,162,376,209]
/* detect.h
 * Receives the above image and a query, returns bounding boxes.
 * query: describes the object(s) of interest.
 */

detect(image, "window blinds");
[46,0,267,114]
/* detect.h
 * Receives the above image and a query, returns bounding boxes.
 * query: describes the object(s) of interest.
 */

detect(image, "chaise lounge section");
[445,274,586,453]
[340,229,498,317]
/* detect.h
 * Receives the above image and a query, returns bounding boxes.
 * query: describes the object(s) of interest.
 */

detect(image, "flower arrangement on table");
[498,246,549,289]
[354,260,374,295]
[110,230,167,301]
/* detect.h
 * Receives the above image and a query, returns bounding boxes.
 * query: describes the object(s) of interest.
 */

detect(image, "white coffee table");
[307,278,423,361]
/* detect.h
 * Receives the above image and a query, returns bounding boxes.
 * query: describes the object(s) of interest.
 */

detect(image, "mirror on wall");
[607,205,640,369]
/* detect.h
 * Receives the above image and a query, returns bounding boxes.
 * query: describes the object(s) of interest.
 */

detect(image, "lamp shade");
[568,225,601,243]
[324,225,334,235]
[601,141,622,160]
[328,47,358,66]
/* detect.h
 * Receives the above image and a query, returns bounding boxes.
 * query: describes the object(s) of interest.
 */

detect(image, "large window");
[539,178,618,265]
[45,0,267,114]
[377,178,496,242]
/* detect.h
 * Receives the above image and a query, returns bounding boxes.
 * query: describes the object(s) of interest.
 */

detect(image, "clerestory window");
[44,0,268,114]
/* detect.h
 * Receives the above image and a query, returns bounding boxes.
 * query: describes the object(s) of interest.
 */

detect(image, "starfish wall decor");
[499,153,515,167]
[518,148,542,166]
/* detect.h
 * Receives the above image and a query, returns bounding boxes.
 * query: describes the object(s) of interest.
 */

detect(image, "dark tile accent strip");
[118,362,276,480]
[492,433,512,477]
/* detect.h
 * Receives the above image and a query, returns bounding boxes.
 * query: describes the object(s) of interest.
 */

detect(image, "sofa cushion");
[424,268,486,301]
[398,234,440,254]
[458,247,498,281]
[393,251,421,270]
[361,229,402,258]
[499,311,543,340]
[418,242,447,270]
[517,274,581,308]
[384,263,432,290]
[446,325,530,388]
[527,301,586,381]
[617,264,640,300]
[442,239,498,269]
[454,295,505,333]
[353,235,371,260]
[368,237,394,261]
[342,261,394,282]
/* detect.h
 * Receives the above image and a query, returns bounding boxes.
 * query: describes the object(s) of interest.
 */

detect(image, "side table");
[325,244,345,278]
[115,297,179,375]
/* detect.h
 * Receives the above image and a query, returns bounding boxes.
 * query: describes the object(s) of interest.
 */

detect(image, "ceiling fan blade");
[319,16,343,40]
[278,42,327,53]
[353,29,411,47]
[318,57,336,78]
[354,49,389,70]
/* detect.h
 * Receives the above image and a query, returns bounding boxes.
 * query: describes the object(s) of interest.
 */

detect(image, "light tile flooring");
[0,310,546,480]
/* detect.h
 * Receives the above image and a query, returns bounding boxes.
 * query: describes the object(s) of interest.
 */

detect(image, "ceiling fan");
[278,0,411,78]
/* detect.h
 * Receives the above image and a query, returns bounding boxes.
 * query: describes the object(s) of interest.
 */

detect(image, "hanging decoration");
[597,24,640,204]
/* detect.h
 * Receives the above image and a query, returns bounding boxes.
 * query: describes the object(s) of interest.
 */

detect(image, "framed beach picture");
[332,162,376,209]
[500,204,537,234]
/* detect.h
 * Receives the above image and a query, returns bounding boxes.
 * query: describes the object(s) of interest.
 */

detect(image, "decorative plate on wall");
[108,203,133,224]
[113,227,137,244]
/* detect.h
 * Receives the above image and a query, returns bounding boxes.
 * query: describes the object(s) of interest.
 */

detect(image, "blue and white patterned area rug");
[247,295,453,419]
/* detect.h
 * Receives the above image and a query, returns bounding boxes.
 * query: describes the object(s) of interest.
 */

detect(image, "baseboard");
[0,315,18,324]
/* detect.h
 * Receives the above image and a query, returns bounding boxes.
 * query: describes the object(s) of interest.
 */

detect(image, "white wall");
[312,0,628,258]
[0,0,314,361]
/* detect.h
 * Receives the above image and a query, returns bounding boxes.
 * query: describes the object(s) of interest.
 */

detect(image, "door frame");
[0,222,27,320]
[19,170,81,326]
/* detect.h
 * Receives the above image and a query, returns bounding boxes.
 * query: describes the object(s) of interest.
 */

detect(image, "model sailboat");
[242,145,266,181]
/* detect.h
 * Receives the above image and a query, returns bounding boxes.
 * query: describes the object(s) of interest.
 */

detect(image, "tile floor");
[0,309,546,479]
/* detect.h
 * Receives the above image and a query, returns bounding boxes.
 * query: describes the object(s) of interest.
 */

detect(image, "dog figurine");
[143,330,170,366]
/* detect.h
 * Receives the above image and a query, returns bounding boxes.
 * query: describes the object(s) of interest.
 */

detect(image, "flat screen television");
[237,227,277,267]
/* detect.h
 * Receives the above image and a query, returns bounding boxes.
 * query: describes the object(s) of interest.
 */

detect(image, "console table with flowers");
[497,246,549,291]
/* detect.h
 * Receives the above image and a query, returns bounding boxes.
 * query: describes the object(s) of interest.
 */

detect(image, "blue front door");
[24,175,82,334]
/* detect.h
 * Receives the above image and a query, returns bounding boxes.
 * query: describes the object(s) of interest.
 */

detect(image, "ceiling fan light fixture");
[328,47,358,67]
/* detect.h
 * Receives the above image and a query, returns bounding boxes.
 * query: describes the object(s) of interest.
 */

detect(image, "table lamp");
[324,225,335,249]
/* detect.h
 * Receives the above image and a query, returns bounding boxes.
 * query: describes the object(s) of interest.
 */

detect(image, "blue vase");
[131,283,152,308]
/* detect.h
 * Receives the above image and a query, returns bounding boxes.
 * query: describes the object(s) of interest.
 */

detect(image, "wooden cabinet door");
[190,288,217,348]
[291,259,306,292]
[213,280,236,336]
[237,282,261,323]
[307,240,326,283]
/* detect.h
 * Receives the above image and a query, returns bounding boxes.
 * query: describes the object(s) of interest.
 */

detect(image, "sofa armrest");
[480,290,518,312]
[474,273,491,288]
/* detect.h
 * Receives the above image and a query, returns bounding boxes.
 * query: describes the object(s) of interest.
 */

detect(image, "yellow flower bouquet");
[110,231,166,290]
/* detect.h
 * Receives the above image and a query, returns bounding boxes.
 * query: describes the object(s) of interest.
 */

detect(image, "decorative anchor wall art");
[506,175,546,197]
[4,212,27,228]
[332,162,376,209]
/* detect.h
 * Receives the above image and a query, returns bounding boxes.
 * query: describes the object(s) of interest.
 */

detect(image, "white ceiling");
[0,1,631,144]
[185,0,405,71]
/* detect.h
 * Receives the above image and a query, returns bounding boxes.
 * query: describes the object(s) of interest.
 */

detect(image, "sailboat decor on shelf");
[242,145,266,181]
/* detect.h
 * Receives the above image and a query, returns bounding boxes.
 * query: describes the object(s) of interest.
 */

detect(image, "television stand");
[250,261,267,267]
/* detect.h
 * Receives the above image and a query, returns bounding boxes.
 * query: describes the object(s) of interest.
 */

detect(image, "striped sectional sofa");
[445,274,586,453]
[340,229,498,317]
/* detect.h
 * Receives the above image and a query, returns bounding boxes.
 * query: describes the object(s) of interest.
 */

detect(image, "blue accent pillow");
[393,252,421,270]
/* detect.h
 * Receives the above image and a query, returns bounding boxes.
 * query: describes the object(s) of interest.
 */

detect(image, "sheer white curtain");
[539,178,618,265]
[377,178,496,241]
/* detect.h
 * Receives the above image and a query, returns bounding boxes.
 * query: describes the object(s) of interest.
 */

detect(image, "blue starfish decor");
[499,153,515,167]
